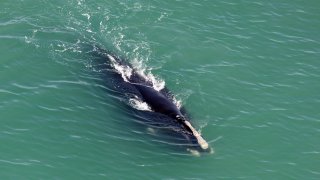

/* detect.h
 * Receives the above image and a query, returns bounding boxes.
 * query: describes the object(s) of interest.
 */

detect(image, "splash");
[172,96,182,109]
[107,54,132,82]
[146,72,165,91]
[107,54,166,92]
[129,98,152,111]
[106,53,175,111]
[107,52,185,109]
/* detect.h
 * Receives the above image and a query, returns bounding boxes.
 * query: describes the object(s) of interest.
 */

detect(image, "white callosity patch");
[184,121,209,150]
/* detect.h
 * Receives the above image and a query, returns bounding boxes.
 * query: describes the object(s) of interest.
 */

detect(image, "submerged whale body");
[92,46,210,151]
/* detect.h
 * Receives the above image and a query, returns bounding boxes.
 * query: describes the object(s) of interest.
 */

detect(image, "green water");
[1,0,320,179]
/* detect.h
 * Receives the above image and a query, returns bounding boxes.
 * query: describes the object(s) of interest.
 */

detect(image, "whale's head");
[174,115,211,152]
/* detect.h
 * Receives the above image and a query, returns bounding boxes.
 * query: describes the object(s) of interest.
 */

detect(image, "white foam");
[107,53,179,110]
[187,148,201,157]
[129,98,152,111]
[114,55,165,92]
[108,54,133,82]
[81,13,91,20]
[172,96,182,109]
[147,72,165,91]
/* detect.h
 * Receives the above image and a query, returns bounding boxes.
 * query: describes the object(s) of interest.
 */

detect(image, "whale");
[91,46,210,151]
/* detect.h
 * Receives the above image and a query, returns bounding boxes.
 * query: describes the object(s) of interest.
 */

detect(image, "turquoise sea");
[1,0,319,179]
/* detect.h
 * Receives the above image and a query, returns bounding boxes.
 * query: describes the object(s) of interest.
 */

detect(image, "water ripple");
[0,89,19,96]
[0,159,32,166]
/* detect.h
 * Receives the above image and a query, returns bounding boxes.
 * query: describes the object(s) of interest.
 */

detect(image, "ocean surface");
[1,0,319,179]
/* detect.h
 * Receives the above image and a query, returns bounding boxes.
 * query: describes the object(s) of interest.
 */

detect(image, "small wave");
[12,83,39,90]
[0,89,19,96]
[0,159,32,166]
[48,79,90,86]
